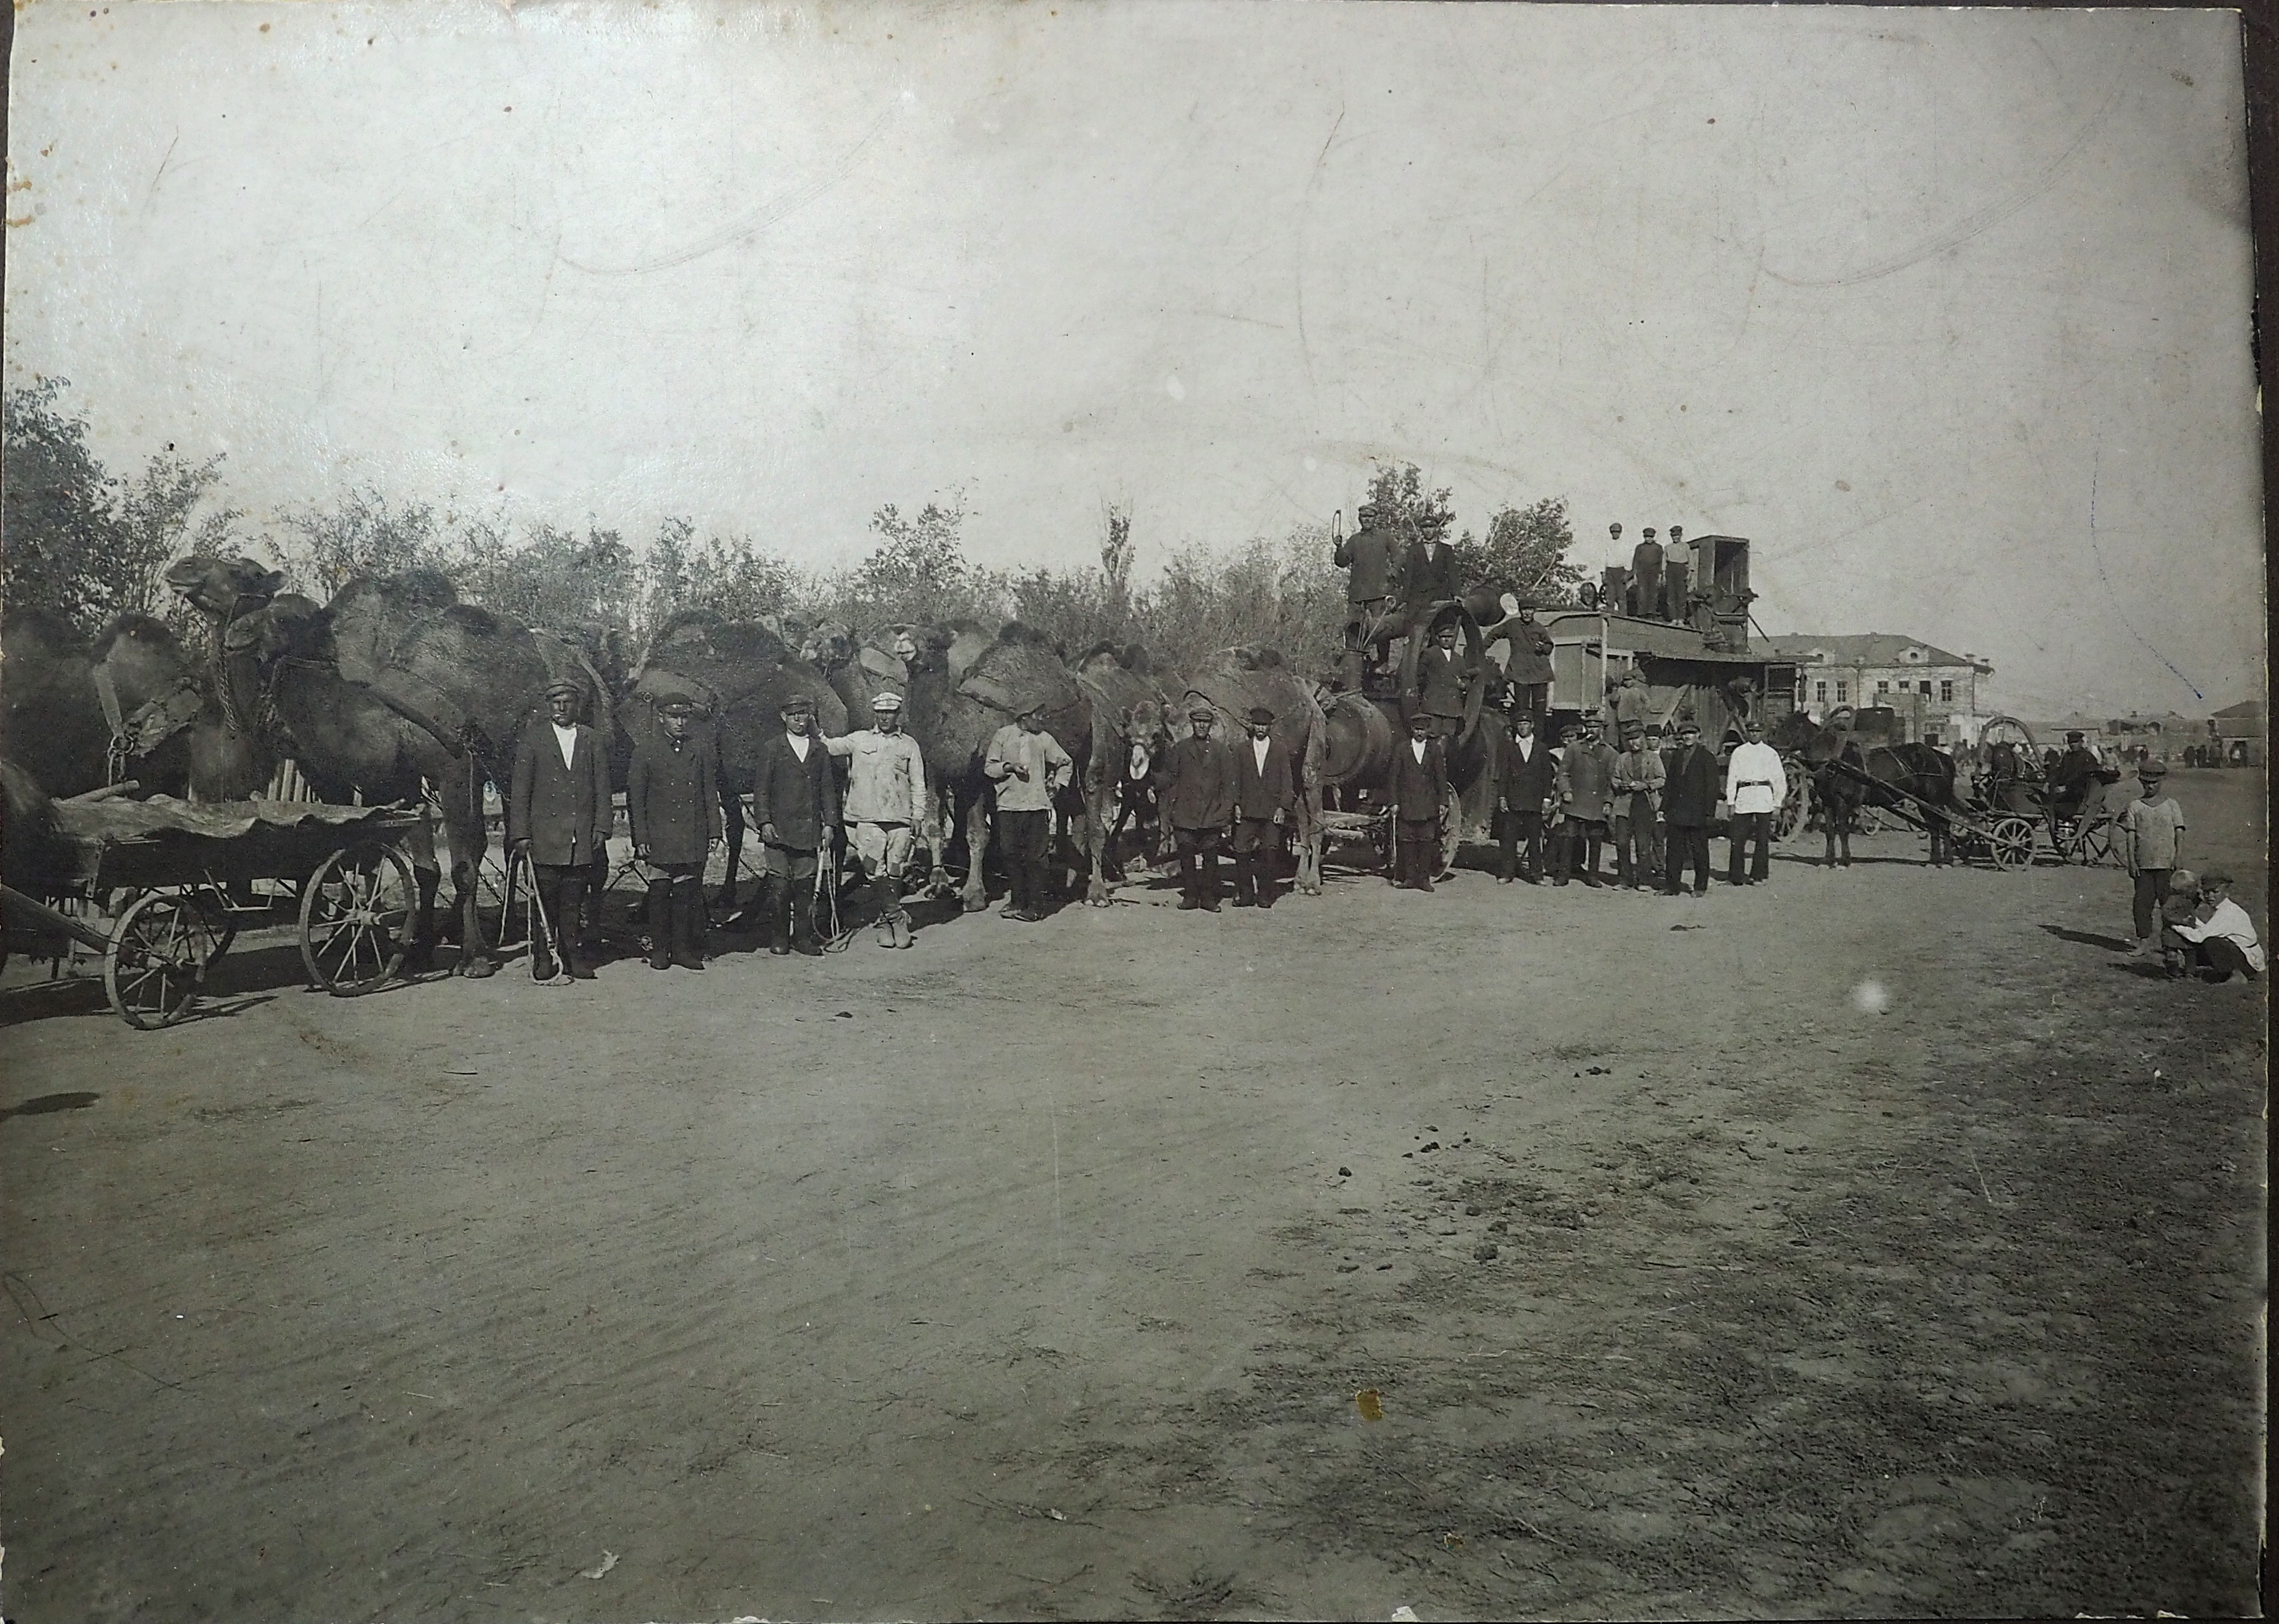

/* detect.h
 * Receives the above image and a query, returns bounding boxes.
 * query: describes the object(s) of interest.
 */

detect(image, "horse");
[1772,710,1964,867]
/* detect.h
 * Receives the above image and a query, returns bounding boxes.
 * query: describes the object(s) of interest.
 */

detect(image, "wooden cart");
[1,796,431,1029]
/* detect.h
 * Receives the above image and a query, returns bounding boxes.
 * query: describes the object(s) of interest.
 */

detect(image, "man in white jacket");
[1723,717,1787,887]
[825,692,932,948]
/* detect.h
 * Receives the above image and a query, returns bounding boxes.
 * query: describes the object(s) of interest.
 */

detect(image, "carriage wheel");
[1988,816,2037,870]
[1772,767,1810,843]
[103,891,226,1029]
[2077,819,2118,868]
[301,841,416,995]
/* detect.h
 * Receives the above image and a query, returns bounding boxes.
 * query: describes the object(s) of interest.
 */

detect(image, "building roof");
[1764,632,1992,674]
[2211,699,2264,720]
[1538,611,1794,667]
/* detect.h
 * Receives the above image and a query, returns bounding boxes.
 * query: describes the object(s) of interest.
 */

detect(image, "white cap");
[871,692,905,711]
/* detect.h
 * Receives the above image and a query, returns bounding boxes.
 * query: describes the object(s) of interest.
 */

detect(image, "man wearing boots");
[1230,706,1297,908]
[984,704,1074,921]
[1723,715,1786,886]
[1334,504,1398,692]
[1555,715,1619,887]
[1501,600,1555,719]
[752,693,839,956]
[627,696,722,970]
[1157,704,1236,911]
[826,691,930,948]
[1391,708,1448,891]
[1489,709,1555,883]
[1611,720,1665,889]
[1660,719,1717,897]
[510,678,614,980]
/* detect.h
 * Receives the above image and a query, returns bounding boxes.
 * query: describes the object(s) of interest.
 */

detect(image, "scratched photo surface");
[0,4,2264,1622]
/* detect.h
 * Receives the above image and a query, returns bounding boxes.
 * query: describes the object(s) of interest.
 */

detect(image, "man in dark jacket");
[1390,709,1448,891]
[510,678,614,981]
[751,693,840,955]
[1414,620,1470,738]
[1335,505,1398,691]
[628,696,723,970]
[1659,718,1718,897]
[1157,704,1236,911]
[1400,526,1463,633]
[1229,706,1297,908]
[1490,710,1556,883]
[1501,602,1555,718]
[1554,715,1619,888]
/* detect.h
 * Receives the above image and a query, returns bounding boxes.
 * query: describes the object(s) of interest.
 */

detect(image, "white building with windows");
[1764,634,1996,746]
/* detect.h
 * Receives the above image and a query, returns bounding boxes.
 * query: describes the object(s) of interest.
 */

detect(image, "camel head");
[165,555,284,624]
[801,620,859,672]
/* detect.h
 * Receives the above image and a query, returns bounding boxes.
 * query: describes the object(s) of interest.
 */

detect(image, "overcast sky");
[5,1,2262,714]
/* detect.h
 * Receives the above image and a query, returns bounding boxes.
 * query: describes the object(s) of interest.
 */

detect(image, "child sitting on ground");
[2163,871,2265,984]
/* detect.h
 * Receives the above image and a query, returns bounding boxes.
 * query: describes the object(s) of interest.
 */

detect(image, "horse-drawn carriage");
[1,776,430,1028]
[1963,716,2127,867]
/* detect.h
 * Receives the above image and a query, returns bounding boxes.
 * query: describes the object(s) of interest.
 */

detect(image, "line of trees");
[3,377,1585,680]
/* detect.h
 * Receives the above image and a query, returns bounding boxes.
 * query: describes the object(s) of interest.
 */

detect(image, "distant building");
[2210,699,2264,767]
[1764,633,1995,746]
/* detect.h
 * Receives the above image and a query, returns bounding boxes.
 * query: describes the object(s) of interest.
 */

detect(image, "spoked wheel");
[1772,767,1810,843]
[1988,815,2037,870]
[301,841,417,994]
[104,890,228,1029]
[2075,818,2119,867]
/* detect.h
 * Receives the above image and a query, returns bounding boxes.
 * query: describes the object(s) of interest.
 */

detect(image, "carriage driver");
[824,691,931,950]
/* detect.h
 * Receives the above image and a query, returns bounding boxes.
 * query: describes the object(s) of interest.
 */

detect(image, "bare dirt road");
[1,769,2264,1623]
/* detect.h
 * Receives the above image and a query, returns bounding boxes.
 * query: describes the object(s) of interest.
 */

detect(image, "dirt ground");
[1,768,2265,1623]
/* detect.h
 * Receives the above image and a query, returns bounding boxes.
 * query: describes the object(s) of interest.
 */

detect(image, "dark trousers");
[1663,825,1711,895]
[1613,795,1658,887]
[1231,818,1283,905]
[532,863,589,972]
[644,861,706,968]
[2133,869,2173,940]
[1000,809,1052,913]
[2161,926,2257,978]
[1558,819,1608,885]
[1173,825,1222,903]
[1394,818,1439,890]
[1510,682,1548,718]
[1494,808,1544,881]
[1727,811,1772,883]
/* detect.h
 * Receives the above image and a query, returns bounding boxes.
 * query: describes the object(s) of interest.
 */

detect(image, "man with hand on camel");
[752,694,839,956]
[1157,704,1236,912]
[1391,708,1449,893]
[627,695,722,972]
[509,678,613,982]
[984,703,1073,922]
[1229,706,1297,909]
[826,691,931,948]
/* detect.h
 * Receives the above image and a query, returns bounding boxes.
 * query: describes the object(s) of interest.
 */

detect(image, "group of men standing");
[1480,703,1786,895]
[1153,704,1301,909]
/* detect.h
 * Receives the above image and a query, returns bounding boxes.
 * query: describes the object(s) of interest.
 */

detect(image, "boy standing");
[2117,761,2186,953]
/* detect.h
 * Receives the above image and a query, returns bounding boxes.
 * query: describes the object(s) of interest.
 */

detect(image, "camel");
[1070,642,1175,905]
[620,610,847,911]
[1,608,268,801]
[166,555,610,974]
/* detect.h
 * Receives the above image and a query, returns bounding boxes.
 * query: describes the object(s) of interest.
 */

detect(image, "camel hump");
[958,636,1080,721]
[855,645,907,686]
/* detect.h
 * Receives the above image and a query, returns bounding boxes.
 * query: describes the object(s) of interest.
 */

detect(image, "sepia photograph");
[0,2,2266,1619]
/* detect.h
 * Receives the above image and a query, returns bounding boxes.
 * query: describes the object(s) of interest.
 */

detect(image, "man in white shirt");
[984,705,1075,920]
[2163,872,2265,983]
[1723,717,1788,886]
[825,691,932,948]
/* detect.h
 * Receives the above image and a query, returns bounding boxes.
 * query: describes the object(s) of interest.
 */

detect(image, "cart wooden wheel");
[1988,815,2037,870]
[2077,818,2119,867]
[103,890,226,1029]
[301,840,416,994]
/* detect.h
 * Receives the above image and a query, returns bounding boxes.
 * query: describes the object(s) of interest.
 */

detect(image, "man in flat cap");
[510,678,613,980]
[2050,729,2103,829]
[1554,713,1620,887]
[984,703,1074,922]
[752,693,840,955]
[1628,526,1664,619]
[1157,703,1237,911]
[2119,757,2187,954]
[826,690,931,948]
[1390,708,1449,891]
[1229,705,1297,909]
[1413,618,1472,741]
[627,695,723,970]
[1335,504,1399,692]
[1502,599,1555,720]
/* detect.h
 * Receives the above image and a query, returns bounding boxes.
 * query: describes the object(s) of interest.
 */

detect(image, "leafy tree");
[1455,496,1583,606]
[640,515,809,642]
[1364,462,1458,545]
[280,485,453,598]
[3,377,242,633]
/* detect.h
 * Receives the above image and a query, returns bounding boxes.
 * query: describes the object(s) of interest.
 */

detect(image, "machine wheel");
[104,890,226,1029]
[1988,816,2037,870]
[301,841,416,995]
